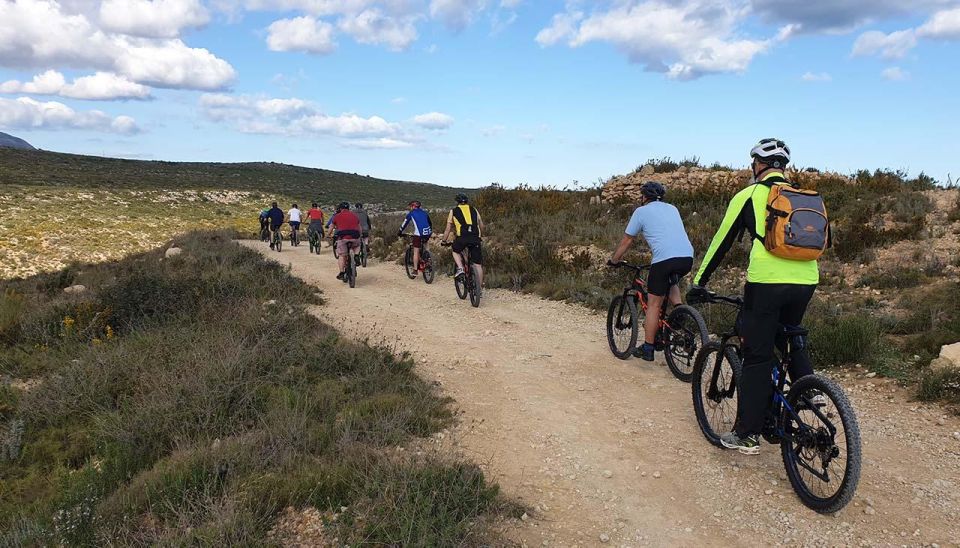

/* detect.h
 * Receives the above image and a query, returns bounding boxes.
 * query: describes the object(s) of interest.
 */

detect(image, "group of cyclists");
[610,137,823,456]
[258,193,485,290]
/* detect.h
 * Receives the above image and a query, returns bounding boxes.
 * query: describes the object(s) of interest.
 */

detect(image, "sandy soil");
[242,240,960,548]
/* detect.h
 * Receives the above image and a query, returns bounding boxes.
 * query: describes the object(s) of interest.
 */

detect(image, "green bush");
[0,231,505,545]
[808,313,883,367]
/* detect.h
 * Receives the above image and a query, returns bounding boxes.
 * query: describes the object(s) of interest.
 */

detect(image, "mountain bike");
[331,235,339,259]
[690,290,861,513]
[289,225,300,247]
[259,223,270,242]
[308,228,321,254]
[271,227,283,252]
[402,235,434,284]
[344,242,358,288]
[605,261,708,382]
[441,242,479,307]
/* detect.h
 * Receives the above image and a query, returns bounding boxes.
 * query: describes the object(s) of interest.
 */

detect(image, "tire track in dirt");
[242,241,960,548]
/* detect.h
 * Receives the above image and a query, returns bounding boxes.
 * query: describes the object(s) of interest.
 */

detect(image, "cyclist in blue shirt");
[608,182,694,361]
[398,200,433,278]
[267,202,285,250]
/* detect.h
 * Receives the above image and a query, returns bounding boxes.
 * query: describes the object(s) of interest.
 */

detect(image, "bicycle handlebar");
[607,260,651,271]
[704,291,743,306]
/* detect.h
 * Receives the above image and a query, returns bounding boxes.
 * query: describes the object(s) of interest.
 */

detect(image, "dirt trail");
[243,241,960,548]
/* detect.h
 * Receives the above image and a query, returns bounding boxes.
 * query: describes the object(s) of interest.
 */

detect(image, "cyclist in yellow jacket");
[441,193,484,295]
[688,138,819,455]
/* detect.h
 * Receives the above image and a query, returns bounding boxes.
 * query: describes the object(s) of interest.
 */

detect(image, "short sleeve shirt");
[624,201,694,264]
[288,208,302,222]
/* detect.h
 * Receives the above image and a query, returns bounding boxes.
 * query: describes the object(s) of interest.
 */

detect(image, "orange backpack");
[762,181,830,261]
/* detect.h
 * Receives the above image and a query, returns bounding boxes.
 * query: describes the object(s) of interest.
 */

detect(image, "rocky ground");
[245,241,960,548]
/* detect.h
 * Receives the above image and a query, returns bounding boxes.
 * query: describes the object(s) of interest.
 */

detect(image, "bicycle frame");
[615,264,671,331]
[701,293,841,464]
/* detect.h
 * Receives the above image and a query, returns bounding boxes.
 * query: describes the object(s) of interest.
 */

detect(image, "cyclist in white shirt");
[288,204,303,243]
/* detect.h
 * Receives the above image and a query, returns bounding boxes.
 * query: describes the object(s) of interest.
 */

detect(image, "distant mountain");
[0,132,35,150]
[0,148,469,209]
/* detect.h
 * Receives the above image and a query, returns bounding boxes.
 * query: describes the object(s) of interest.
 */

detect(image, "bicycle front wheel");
[275,236,282,252]
[348,258,357,288]
[664,305,710,382]
[692,342,741,447]
[361,243,368,267]
[606,295,639,360]
[455,273,467,299]
[781,374,862,514]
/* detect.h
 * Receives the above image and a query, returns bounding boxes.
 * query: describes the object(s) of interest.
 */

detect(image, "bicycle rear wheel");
[275,235,282,252]
[606,295,639,360]
[361,242,368,267]
[781,374,861,514]
[404,248,416,279]
[691,342,741,447]
[423,252,435,284]
[332,240,339,259]
[469,265,481,307]
[455,273,467,299]
[664,305,710,383]
[348,256,357,288]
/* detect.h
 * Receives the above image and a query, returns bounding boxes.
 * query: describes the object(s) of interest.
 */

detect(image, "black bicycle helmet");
[355,203,363,209]
[337,201,350,211]
[640,181,666,201]
[455,193,469,204]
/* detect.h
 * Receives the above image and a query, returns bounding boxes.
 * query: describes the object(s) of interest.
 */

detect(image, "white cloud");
[338,9,419,51]
[0,0,236,91]
[343,137,414,149]
[99,0,210,39]
[918,6,960,39]
[199,93,403,139]
[537,1,770,80]
[749,0,954,34]
[851,29,917,59]
[0,96,140,133]
[0,70,151,100]
[430,0,487,31]
[881,66,909,81]
[267,16,337,54]
[801,71,832,82]
[413,111,454,130]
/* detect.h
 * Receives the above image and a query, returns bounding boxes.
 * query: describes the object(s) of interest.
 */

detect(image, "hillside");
[0,149,470,279]
[0,132,34,151]
[0,148,465,208]
[368,163,960,408]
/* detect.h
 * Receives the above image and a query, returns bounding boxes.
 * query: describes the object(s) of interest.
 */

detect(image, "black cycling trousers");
[736,282,817,437]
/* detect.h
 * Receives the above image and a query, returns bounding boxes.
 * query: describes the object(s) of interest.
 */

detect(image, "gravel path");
[243,241,960,548]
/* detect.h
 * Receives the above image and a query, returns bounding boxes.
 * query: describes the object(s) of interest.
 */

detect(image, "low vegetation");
[371,171,960,407]
[0,232,509,545]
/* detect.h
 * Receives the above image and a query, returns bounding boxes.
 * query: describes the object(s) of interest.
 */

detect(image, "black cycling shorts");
[452,237,483,265]
[270,223,283,231]
[647,256,693,297]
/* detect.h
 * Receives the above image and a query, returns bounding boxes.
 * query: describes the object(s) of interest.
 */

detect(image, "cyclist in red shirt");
[327,202,362,281]
[306,202,324,243]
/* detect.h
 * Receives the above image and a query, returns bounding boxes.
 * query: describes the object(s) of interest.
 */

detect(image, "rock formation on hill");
[600,163,850,203]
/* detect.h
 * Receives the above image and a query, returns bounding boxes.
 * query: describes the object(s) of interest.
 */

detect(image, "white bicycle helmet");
[750,138,790,167]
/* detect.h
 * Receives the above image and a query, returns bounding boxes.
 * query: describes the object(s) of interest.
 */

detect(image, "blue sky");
[1,0,958,187]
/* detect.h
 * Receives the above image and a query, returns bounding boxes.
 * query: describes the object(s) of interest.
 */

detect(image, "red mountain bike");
[606,261,708,382]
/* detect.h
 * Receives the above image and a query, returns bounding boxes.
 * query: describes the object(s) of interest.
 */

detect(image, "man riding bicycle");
[398,200,432,278]
[441,193,484,295]
[328,202,362,282]
[266,201,284,249]
[306,202,324,242]
[354,203,372,247]
[258,207,270,239]
[608,181,694,362]
[288,203,303,242]
[688,138,820,455]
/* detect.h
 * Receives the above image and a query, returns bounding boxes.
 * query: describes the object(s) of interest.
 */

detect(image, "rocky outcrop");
[930,342,960,372]
[600,165,851,203]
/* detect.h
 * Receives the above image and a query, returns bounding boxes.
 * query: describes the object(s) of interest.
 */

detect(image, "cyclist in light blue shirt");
[608,181,694,361]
